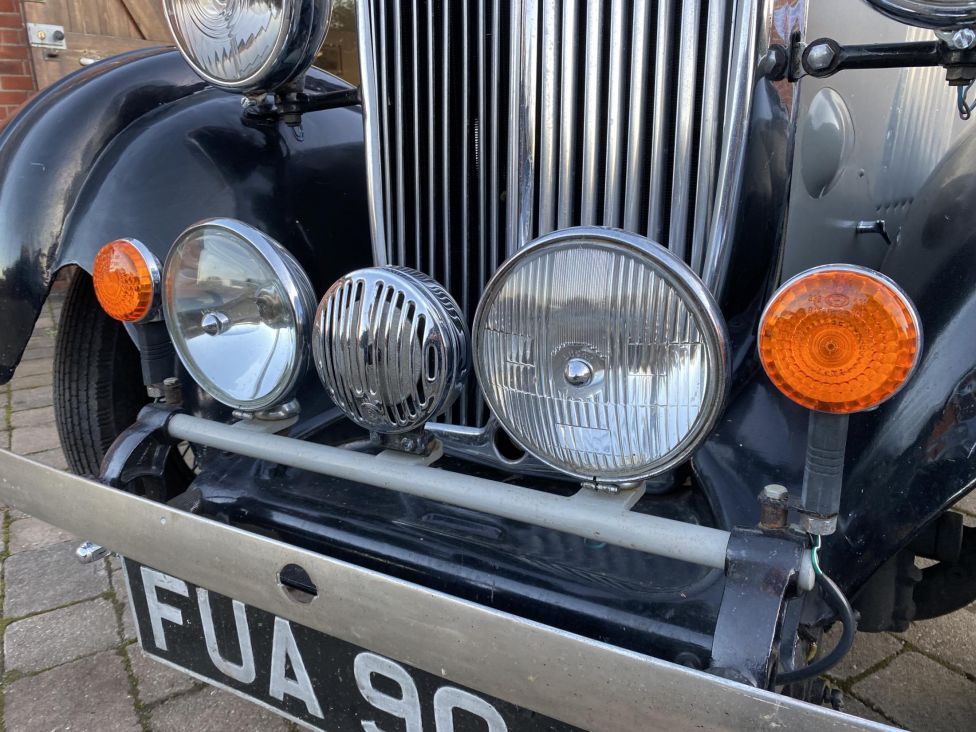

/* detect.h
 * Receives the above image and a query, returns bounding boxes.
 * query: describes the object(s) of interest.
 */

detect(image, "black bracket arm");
[243,87,362,127]
[709,528,806,688]
[800,38,944,79]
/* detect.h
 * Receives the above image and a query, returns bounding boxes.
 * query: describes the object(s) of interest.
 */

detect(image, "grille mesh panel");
[361,0,735,426]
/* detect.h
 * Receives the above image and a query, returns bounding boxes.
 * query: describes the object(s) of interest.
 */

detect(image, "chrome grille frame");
[356,0,766,427]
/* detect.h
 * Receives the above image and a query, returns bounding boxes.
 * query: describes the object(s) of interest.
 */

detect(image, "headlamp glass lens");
[165,0,290,87]
[474,230,728,482]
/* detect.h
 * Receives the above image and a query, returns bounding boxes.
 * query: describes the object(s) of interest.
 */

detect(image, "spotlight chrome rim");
[163,218,317,411]
[473,227,730,482]
[164,0,334,92]
[313,266,469,433]
[865,1,976,29]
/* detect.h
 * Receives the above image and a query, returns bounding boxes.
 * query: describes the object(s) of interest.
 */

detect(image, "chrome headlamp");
[163,219,316,411]
[473,228,729,484]
[164,0,333,92]
[864,1,976,29]
[313,267,469,434]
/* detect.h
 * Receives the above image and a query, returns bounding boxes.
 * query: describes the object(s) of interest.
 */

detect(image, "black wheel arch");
[0,47,372,384]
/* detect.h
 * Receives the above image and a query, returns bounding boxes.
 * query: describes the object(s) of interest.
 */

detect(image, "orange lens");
[758,266,921,414]
[92,239,157,322]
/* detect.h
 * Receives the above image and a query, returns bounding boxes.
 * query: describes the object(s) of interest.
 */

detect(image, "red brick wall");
[0,0,36,125]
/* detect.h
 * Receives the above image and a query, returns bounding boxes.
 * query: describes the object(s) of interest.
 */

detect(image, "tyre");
[53,271,192,496]
[53,270,148,476]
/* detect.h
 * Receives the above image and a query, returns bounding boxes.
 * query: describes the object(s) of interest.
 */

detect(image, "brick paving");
[0,281,974,730]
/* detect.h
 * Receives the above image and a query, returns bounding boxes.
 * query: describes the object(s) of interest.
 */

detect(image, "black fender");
[696,126,976,594]
[0,47,371,383]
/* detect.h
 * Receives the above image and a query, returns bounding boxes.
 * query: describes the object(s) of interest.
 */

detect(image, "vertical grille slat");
[359,0,747,426]
[538,0,559,235]
[410,0,423,271]
[392,3,407,264]
[622,0,651,232]
[690,0,729,275]
[603,0,628,228]
[646,0,674,243]
[668,1,702,262]
[580,0,604,226]
[557,0,579,231]
[426,0,437,280]
[460,0,472,425]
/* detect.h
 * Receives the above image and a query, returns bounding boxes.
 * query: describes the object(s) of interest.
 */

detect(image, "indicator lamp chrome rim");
[163,218,317,412]
[472,226,731,483]
[759,263,923,413]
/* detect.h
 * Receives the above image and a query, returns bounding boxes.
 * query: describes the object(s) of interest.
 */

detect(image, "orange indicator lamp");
[759,265,921,414]
[92,239,161,323]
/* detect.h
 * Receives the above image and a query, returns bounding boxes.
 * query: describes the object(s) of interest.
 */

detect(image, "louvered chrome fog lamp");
[473,228,730,484]
[313,267,469,435]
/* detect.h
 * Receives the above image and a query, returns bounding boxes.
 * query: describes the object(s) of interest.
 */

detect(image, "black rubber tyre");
[53,271,148,476]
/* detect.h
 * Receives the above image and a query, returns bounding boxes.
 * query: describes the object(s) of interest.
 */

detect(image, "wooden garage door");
[22,0,173,89]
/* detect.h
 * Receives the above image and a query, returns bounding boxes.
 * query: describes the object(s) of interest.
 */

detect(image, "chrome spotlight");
[164,0,334,92]
[864,1,976,30]
[163,219,316,412]
[473,227,729,484]
[313,267,469,434]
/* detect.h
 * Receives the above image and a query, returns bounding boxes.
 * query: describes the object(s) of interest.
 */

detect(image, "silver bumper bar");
[166,414,816,589]
[0,448,889,731]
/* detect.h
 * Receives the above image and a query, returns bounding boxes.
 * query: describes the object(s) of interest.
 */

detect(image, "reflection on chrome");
[163,219,316,411]
[165,0,333,91]
[313,266,469,434]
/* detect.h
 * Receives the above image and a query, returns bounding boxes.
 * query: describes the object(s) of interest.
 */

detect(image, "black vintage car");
[2,0,976,729]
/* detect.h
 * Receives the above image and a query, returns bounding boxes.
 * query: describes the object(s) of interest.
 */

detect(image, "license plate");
[124,560,581,731]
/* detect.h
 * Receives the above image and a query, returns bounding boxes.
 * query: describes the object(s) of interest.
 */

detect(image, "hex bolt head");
[806,42,836,72]
[758,484,790,530]
[761,484,789,502]
[952,28,976,50]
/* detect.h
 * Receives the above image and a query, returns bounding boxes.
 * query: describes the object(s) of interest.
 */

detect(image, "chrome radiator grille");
[357,0,754,425]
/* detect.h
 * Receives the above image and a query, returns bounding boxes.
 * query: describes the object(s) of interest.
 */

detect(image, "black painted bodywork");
[0,48,371,382]
[2,48,975,665]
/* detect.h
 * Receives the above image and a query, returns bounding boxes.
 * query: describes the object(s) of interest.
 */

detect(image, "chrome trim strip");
[690,0,728,276]
[426,0,436,277]
[702,0,762,296]
[646,0,674,243]
[489,0,502,271]
[603,0,628,227]
[0,451,885,732]
[557,0,579,231]
[411,0,423,270]
[355,0,388,265]
[441,3,452,285]
[668,1,701,262]
[538,0,559,235]
[392,0,407,264]
[580,0,604,226]
[623,0,651,233]
[506,0,533,255]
